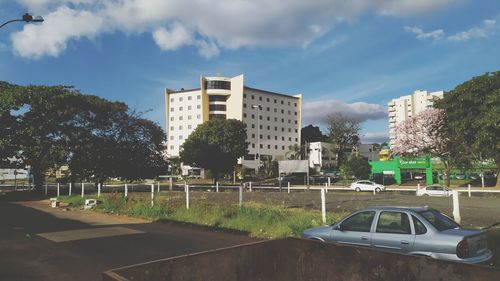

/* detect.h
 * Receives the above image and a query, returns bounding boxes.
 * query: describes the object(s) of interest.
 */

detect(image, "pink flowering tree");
[392,108,452,186]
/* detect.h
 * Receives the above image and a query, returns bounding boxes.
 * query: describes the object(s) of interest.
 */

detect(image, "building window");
[275,136,278,140]
[274,99,277,103]
[267,98,270,102]
[259,115,262,120]
[259,96,262,101]
[260,144,263,149]
[294,112,297,116]
[197,105,201,109]
[260,134,263,139]
[179,126,183,130]
[274,126,278,131]
[188,105,192,110]
[251,95,255,100]
[267,144,271,149]
[179,97,183,102]
[267,135,270,140]
[252,143,255,148]
[294,103,297,107]
[188,115,192,120]
[170,98,174,102]
[197,114,201,119]
[288,110,291,115]
[281,100,284,105]
[251,124,255,128]
[170,145,174,150]
[205,80,231,90]
[274,108,277,113]
[267,125,270,130]
[288,119,291,124]
[179,116,183,121]
[289,137,291,141]
[252,134,255,138]
[294,120,297,124]
[209,95,227,102]
[188,96,192,101]
[274,117,278,122]
[266,107,270,111]
[251,114,255,119]
[179,135,183,140]
[170,107,174,112]
[170,136,174,140]
[266,116,270,121]
[275,145,278,149]
[295,138,298,142]
[243,113,247,118]
[243,93,247,98]
[281,127,285,132]
[197,95,201,100]
[282,136,285,141]
[188,125,192,129]
[209,104,227,111]
[281,118,284,122]
[281,109,284,114]
[295,129,298,133]
[282,146,285,150]
[288,101,290,106]
[170,126,174,131]
[170,117,174,121]
[259,125,263,129]
[243,103,247,108]
[288,128,291,132]
[179,106,183,111]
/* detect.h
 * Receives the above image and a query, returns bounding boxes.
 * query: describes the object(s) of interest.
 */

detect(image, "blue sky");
[1,0,499,143]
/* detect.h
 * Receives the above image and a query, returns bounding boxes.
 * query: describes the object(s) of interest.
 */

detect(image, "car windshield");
[418,209,460,231]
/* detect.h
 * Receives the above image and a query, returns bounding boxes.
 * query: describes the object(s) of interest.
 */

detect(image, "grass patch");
[59,194,348,239]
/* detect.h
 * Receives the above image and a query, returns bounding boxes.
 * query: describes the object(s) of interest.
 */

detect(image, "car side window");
[342,211,375,232]
[412,215,427,235]
[376,212,411,234]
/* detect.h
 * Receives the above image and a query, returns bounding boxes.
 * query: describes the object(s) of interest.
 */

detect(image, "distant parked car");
[417,184,452,197]
[302,206,492,264]
[350,180,385,192]
[414,173,425,180]
[455,173,466,180]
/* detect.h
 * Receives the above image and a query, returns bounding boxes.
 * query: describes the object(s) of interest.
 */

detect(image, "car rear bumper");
[431,249,493,265]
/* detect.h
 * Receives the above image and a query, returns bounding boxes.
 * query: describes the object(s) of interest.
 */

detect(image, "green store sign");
[399,157,429,168]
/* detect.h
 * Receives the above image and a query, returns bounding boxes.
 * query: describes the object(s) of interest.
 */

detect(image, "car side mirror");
[335,223,343,231]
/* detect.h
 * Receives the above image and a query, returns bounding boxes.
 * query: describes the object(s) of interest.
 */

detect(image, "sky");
[1,0,499,143]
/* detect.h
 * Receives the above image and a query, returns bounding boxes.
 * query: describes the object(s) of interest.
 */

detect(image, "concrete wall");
[103,238,499,281]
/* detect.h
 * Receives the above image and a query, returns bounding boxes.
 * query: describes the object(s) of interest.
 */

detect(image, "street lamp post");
[252,104,262,172]
[1,13,44,29]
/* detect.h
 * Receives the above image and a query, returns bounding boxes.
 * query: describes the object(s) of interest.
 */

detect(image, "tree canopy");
[301,124,328,145]
[341,155,371,180]
[326,113,360,167]
[180,118,248,181]
[435,71,500,187]
[0,81,168,188]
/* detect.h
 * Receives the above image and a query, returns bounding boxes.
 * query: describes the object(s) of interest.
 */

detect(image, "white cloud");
[377,0,455,16]
[152,23,193,51]
[448,19,497,42]
[404,26,444,40]
[10,6,103,59]
[302,99,387,125]
[360,132,389,143]
[10,0,458,59]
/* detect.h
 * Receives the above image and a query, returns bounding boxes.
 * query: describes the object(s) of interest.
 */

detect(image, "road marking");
[37,226,144,242]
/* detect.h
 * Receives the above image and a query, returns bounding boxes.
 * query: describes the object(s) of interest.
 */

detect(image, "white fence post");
[321,188,326,224]
[45,183,47,196]
[452,190,461,224]
[328,177,331,187]
[57,183,60,197]
[468,184,471,198]
[216,181,219,193]
[239,184,243,208]
[169,178,173,191]
[151,184,154,207]
[287,182,290,194]
[186,184,190,209]
[325,183,328,193]
[249,181,252,192]
[97,183,101,197]
[157,181,160,193]
[417,183,420,196]
[69,182,72,196]
[81,182,84,198]
[124,184,128,197]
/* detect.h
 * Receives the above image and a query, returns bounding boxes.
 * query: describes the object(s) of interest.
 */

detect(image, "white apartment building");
[165,74,302,170]
[388,90,444,144]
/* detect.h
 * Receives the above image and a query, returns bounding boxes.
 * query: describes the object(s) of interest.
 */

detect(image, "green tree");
[0,81,168,189]
[342,155,371,180]
[435,72,500,187]
[326,113,360,168]
[180,119,248,183]
[301,124,328,145]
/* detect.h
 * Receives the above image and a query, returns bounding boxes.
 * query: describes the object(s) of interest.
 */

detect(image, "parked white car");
[350,180,385,192]
[417,184,452,197]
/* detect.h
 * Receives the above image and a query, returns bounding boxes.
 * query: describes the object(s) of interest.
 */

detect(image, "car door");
[371,211,415,253]
[427,185,438,196]
[358,181,369,191]
[332,211,376,247]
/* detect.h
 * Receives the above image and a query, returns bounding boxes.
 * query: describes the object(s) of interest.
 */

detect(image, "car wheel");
[355,187,361,192]
[375,187,381,193]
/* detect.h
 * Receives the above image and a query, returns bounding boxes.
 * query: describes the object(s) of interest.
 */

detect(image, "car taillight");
[456,239,469,258]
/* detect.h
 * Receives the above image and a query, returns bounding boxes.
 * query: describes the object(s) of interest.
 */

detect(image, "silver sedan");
[302,206,492,264]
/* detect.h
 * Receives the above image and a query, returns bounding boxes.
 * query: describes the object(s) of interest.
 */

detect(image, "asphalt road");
[0,191,256,281]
